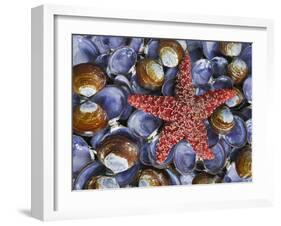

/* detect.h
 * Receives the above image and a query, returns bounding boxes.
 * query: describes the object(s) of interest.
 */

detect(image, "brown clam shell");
[73,63,106,97]
[235,145,252,179]
[73,101,108,135]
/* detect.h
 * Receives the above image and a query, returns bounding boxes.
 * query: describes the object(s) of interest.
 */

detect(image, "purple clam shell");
[211,56,228,77]
[91,85,127,120]
[173,140,196,175]
[72,93,81,109]
[129,38,144,53]
[72,36,99,66]
[127,110,163,138]
[91,36,127,54]
[239,45,252,72]
[164,67,178,81]
[165,169,181,185]
[203,142,226,174]
[162,79,176,96]
[73,161,106,190]
[115,164,141,187]
[94,53,110,70]
[130,74,151,95]
[205,120,219,147]
[90,127,110,150]
[114,75,132,90]
[180,173,195,185]
[195,83,212,96]
[225,116,247,148]
[144,39,159,59]
[192,59,213,86]
[246,119,252,144]
[186,41,203,63]
[212,75,233,90]
[235,106,252,121]
[243,76,252,103]
[202,41,220,59]
[139,142,153,166]
[108,47,137,75]
[72,135,92,174]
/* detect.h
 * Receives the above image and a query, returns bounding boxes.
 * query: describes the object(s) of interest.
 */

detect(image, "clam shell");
[246,119,252,144]
[144,39,159,59]
[211,56,228,77]
[147,136,175,169]
[73,63,107,97]
[159,40,184,67]
[223,162,251,183]
[127,110,162,139]
[164,67,178,81]
[227,58,248,84]
[219,42,242,57]
[173,140,196,175]
[91,36,127,54]
[73,101,108,136]
[136,59,165,90]
[225,116,247,148]
[107,47,137,75]
[243,76,252,103]
[72,36,99,66]
[115,164,141,187]
[225,87,245,108]
[162,79,175,96]
[97,135,139,174]
[192,172,221,184]
[73,161,106,190]
[192,59,213,86]
[86,176,120,189]
[72,135,92,174]
[212,75,233,90]
[186,41,203,63]
[239,45,252,73]
[235,146,252,179]
[202,41,220,59]
[210,105,235,135]
[203,142,226,174]
[91,85,127,120]
[138,169,170,187]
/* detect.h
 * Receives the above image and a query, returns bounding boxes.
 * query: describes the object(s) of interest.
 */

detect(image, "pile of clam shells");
[72,35,252,190]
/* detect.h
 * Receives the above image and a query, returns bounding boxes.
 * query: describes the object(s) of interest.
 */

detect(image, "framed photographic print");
[31,4,274,221]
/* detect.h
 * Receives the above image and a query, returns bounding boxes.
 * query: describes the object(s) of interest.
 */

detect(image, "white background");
[0,0,280,225]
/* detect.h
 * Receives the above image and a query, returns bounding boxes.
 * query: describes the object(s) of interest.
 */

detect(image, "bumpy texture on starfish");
[128,53,236,163]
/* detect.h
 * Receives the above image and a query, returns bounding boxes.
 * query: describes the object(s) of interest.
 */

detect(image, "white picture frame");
[31,4,274,221]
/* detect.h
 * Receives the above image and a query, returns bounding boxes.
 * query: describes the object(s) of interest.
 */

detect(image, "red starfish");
[128,53,236,163]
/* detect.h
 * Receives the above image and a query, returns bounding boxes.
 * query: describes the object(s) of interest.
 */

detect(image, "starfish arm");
[185,120,215,160]
[128,95,177,121]
[175,54,195,100]
[156,121,186,163]
[196,89,236,119]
